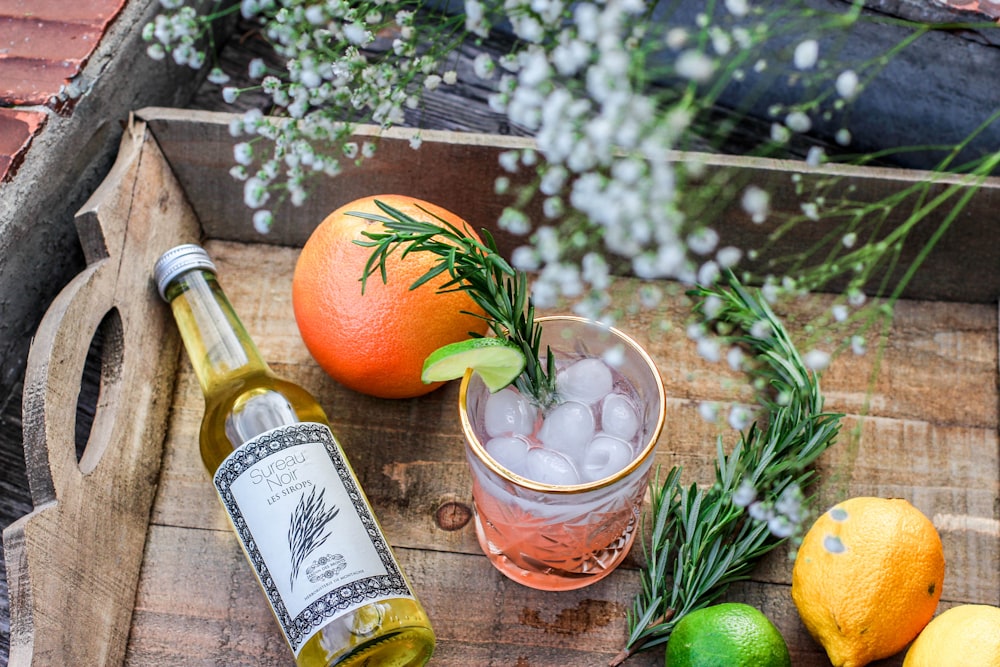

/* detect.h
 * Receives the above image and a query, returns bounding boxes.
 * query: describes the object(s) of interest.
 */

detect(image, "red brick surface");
[0,107,45,182]
[0,0,128,106]
[0,0,127,181]
[0,0,128,22]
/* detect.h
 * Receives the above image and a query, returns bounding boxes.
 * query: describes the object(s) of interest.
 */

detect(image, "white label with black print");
[214,421,413,655]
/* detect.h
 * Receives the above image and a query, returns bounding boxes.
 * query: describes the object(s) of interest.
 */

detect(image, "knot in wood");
[435,501,472,531]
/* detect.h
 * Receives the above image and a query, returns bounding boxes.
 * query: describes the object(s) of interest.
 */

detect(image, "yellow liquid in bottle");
[168,269,434,667]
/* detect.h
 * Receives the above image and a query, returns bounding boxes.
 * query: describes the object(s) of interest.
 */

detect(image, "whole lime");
[666,602,791,667]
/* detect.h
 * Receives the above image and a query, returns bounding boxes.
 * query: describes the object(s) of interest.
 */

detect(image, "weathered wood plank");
[138,93,1000,303]
[128,524,664,667]
[130,239,998,665]
[0,118,200,666]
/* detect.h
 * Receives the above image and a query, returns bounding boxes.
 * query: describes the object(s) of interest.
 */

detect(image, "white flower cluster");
[733,478,806,539]
[144,0,886,338]
[471,0,772,321]
[143,4,204,67]
[144,0,459,223]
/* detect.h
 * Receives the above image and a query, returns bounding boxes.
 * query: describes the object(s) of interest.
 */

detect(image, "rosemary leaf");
[355,200,558,406]
[610,270,842,666]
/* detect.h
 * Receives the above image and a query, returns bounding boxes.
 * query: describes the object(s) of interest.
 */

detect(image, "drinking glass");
[459,316,666,591]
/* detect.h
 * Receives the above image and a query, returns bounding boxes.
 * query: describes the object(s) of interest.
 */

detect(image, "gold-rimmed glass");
[459,316,666,591]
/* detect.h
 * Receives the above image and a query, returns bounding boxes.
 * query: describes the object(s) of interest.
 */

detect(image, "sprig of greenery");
[355,199,559,407]
[610,271,843,665]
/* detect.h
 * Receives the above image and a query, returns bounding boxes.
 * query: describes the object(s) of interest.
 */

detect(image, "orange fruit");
[791,497,945,667]
[292,194,489,399]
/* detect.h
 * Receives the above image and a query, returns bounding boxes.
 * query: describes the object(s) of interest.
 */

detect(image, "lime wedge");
[421,338,526,392]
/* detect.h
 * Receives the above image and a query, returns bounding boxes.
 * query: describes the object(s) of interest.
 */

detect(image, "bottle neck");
[164,269,270,395]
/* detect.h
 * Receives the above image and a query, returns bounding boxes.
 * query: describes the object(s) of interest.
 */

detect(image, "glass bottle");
[154,244,435,667]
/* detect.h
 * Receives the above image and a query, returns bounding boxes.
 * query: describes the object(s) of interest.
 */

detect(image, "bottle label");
[213,422,413,656]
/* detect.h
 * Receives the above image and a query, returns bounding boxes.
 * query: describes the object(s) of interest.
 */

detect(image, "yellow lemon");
[903,604,1000,667]
[791,497,945,667]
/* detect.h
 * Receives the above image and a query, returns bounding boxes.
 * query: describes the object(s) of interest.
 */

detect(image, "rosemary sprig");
[354,199,559,407]
[610,271,843,666]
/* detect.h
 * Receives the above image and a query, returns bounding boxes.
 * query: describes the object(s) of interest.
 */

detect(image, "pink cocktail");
[459,316,666,591]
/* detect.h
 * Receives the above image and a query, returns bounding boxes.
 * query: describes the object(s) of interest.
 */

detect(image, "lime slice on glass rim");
[421,337,526,392]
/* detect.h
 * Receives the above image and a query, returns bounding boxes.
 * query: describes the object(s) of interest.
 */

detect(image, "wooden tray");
[3,107,998,666]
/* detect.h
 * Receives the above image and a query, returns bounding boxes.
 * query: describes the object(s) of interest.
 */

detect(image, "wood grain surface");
[122,238,998,666]
[1,121,201,665]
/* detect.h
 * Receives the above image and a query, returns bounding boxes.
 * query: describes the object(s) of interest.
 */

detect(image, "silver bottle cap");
[154,243,217,301]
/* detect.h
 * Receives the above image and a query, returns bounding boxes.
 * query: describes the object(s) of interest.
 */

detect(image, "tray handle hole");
[76,308,124,472]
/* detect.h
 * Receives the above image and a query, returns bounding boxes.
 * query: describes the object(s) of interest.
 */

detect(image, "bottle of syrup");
[154,243,435,667]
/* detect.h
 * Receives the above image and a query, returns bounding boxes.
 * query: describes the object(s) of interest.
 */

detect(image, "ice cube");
[537,400,595,460]
[484,387,537,438]
[524,447,581,486]
[485,436,532,477]
[556,357,614,405]
[601,393,640,442]
[580,434,635,483]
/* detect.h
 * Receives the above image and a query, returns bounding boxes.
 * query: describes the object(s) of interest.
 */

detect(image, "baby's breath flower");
[804,349,831,371]
[676,50,716,82]
[801,201,820,220]
[785,110,812,133]
[767,514,795,538]
[207,67,230,85]
[581,252,611,290]
[793,39,819,69]
[747,320,770,340]
[836,69,860,99]
[252,209,273,234]
[542,196,564,219]
[688,228,719,255]
[806,146,825,166]
[728,404,754,431]
[697,336,721,363]
[732,478,757,506]
[423,74,442,91]
[697,260,720,286]
[666,27,688,50]
[698,401,719,423]
[725,0,750,17]
[244,177,270,209]
[726,345,745,371]
[233,142,253,166]
[240,0,260,20]
[511,245,540,271]
[851,334,867,355]
[499,207,531,234]
[472,52,496,79]
[716,246,742,268]
[741,185,770,223]
[770,122,791,144]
